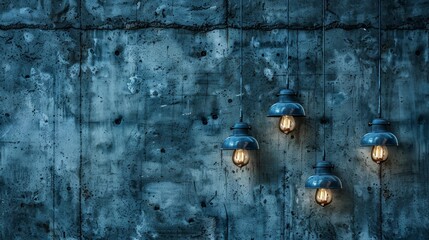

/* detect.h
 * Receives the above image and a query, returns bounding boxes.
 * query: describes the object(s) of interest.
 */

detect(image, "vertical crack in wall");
[282,161,286,240]
[379,164,383,240]
[136,40,143,240]
[78,0,83,238]
[52,32,57,239]
[223,203,229,240]
[141,61,148,239]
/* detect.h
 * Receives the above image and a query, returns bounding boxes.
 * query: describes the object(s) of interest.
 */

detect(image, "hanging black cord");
[322,0,326,157]
[296,14,300,92]
[286,0,290,89]
[239,0,244,122]
[378,0,382,119]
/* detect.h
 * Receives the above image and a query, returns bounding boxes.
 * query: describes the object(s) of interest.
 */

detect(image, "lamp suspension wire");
[239,0,244,122]
[296,13,299,91]
[286,0,290,89]
[322,0,326,158]
[377,0,382,118]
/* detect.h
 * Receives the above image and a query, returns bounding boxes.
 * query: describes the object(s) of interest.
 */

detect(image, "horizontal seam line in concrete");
[0,21,428,32]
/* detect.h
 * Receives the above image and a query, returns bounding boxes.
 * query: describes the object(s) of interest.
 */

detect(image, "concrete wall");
[0,0,428,239]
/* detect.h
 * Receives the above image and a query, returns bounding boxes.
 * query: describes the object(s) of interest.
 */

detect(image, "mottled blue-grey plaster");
[0,0,429,239]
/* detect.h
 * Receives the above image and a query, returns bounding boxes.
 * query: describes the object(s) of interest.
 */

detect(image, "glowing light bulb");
[315,188,333,207]
[279,115,296,134]
[232,149,250,167]
[371,145,388,164]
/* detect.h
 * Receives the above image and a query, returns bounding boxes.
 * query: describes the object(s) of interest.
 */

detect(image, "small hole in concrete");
[114,116,123,125]
[160,148,166,153]
[5,113,10,117]
[200,201,207,208]
[114,50,120,56]
[154,205,160,210]
[211,113,218,120]
[201,117,208,125]
[415,50,421,56]
[201,50,207,56]
[228,99,233,103]
[418,115,425,124]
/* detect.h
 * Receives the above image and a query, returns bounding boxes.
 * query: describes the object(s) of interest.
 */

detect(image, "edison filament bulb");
[279,115,296,134]
[315,188,333,207]
[232,149,250,167]
[371,145,388,164]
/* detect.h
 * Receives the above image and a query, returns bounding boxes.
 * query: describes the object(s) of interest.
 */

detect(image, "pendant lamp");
[361,119,398,164]
[360,0,398,164]
[305,0,342,206]
[305,161,342,207]
[222,0,259,168]
[267,89,305,134]
[267,0,305,134]
[222,122,259,168]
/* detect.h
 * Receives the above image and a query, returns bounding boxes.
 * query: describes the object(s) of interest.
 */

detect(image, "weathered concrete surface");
[0,1,79,27]
[1,0,429,239]
[0,29,81,238]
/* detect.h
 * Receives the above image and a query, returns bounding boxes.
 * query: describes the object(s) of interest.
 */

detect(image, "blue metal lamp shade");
[222,122,259,150]
[361,118,398,164]
[267,89,305,117]
[267,89,305,134]
[222,122,259,168]
[361,118,399,146]
[305,161,343,189]
[305,161,342,207]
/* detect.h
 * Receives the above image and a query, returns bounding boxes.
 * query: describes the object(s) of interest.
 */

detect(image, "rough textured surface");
[0,0,428,239]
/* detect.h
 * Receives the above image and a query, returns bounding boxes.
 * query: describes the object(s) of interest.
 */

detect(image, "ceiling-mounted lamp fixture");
[222,0,259,168]
[305,161,342,207]
[267,0,305,134]
[361,0,398,164]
